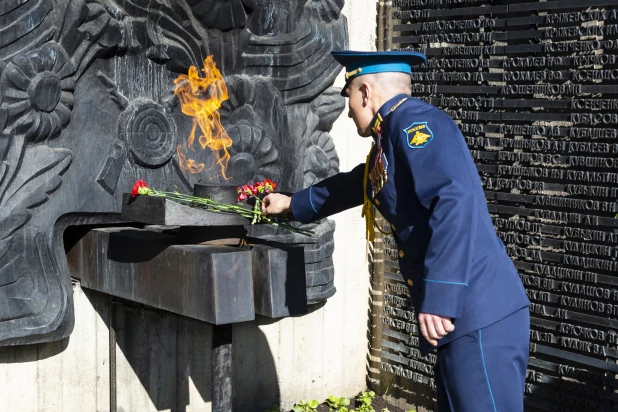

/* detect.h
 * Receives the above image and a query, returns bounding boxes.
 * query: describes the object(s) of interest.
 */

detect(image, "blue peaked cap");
[331,50,427,92]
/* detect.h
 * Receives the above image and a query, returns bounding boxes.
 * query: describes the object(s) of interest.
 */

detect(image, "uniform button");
[399,250,405,258]
[375,199,381,206]
[407,279,414,286]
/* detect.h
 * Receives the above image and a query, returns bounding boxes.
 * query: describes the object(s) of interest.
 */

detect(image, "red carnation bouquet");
[237,179,278,225]
[131,179,312,236]
[237,179,276,202]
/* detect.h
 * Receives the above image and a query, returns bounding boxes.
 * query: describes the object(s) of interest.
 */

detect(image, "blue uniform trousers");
[435,307,530,412]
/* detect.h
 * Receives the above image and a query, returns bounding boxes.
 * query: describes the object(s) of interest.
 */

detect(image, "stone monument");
[0,0,347,346]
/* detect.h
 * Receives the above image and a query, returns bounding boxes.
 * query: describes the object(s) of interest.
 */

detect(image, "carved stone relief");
[0,0,347,345]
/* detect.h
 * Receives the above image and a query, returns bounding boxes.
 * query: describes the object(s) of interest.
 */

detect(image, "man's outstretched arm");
[262,163,366,223]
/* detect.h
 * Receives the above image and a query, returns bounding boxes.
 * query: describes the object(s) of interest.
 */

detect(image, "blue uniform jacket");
[291,94,530,351]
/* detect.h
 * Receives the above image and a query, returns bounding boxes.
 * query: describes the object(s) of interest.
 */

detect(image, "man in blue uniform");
[262,50,531,411]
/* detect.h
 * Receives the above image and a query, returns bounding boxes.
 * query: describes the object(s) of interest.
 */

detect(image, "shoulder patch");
[404,122,433,149]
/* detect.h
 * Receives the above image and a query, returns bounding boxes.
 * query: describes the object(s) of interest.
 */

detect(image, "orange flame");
[174,56,232,179]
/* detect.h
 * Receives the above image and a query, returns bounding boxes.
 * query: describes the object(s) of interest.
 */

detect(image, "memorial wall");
[369,1,618,411]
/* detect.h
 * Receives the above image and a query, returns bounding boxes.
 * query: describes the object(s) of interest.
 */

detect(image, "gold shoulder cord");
[361,97,408,241]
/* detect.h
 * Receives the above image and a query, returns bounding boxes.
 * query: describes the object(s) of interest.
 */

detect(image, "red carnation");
[131,180,149,197]
[264,179,277,192]
[237,187,249,202]
[241,184,253,195]
[237,179,278,202]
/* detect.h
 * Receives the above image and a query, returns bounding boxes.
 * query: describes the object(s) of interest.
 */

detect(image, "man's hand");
[418,313,455,346]
[261,193,292,215]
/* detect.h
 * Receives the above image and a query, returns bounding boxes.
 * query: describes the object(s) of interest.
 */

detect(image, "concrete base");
[0,280,368,412]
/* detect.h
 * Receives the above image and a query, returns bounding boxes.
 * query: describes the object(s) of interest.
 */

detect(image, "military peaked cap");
[331,50,427,93]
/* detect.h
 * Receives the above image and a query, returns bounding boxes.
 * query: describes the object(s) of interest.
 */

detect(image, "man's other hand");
[261,193,292,215]
[418,313,455,346]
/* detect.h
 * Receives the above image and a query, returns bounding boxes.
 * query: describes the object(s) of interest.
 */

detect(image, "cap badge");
[345,67,363,80]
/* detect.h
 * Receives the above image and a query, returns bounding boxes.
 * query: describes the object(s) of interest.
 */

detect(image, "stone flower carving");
[2,43,76,142]
[227,122,281,185]
[219,76,286,186]
[303,129,339,188]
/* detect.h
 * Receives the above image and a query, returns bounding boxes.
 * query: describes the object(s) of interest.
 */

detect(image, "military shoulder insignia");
[404,122,434,149]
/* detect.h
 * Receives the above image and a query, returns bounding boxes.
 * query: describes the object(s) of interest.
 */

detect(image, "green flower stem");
[144,189,313,236]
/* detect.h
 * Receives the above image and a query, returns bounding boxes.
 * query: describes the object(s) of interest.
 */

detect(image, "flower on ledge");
[131,180,150,197]
[130,179,312,236]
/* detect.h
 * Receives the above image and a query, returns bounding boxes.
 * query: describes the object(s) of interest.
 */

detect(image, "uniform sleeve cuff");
[291,188,320,224]
[420,280,467,319]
